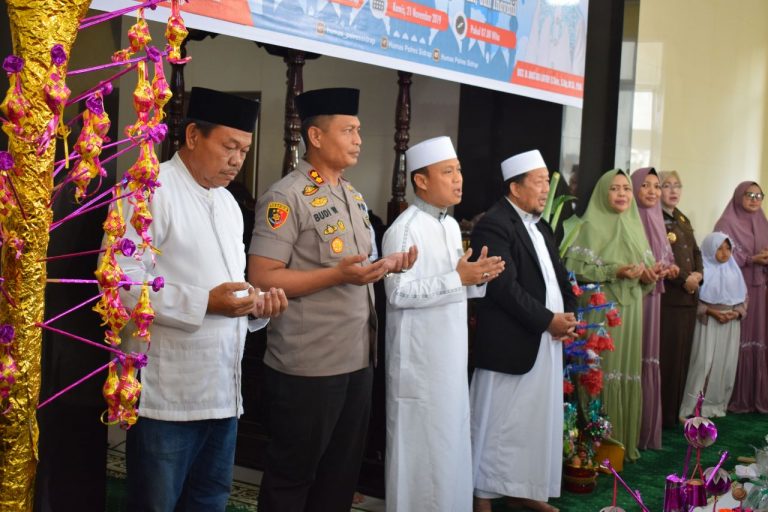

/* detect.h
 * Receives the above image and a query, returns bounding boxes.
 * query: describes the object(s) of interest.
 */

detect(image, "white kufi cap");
[501,149,547,181]
[405,136,457,173]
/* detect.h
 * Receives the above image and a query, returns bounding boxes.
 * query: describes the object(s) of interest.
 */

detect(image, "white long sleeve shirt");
[117,153,267,421]
[383,198,485,512]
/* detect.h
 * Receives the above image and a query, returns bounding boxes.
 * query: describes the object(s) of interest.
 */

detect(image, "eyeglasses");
[661,184,683,190]
[744,192,765,201]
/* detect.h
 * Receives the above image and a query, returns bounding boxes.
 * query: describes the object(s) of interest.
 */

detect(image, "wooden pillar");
[162,37,188,161]
[162,30,217,161]
[387,71,412,224]
[281,50,306,176]
[258,45,319,176]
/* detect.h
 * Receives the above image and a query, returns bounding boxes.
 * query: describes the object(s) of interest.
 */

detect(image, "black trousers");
[258,365,373,512]
[34,403,106,512]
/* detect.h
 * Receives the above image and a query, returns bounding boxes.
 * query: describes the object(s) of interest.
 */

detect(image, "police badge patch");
[302,185,319,196]
[267,202,290,230]
[310,196,328,207]
[308,169,325,184]
[324,220,347,235]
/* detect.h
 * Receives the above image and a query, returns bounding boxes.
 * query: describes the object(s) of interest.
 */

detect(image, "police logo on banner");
[267,202,290,230]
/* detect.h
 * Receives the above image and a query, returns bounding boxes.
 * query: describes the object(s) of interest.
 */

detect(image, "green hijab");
[565,169,655,304]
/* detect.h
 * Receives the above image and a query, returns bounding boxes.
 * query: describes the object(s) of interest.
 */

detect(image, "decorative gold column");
[1,1,91,509]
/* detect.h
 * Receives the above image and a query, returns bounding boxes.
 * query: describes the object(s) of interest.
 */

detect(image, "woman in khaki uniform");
[659,170,703,427]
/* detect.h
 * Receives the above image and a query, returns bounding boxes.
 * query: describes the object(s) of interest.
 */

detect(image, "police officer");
[248,88,416,512]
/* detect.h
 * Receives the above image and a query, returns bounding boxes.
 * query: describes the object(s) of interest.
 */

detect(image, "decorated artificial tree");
[562,273,620,493]
[0,2,189,508]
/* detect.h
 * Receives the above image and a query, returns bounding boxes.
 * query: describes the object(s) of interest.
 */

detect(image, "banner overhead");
[93,0,588,107]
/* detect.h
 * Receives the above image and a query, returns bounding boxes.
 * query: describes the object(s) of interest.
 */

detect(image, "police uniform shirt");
[250,159,375,377]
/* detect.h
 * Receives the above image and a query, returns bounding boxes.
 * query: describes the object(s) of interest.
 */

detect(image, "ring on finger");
[482,272,490,279]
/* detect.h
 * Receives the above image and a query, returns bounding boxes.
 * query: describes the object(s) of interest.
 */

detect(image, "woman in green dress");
[565,170,656,461]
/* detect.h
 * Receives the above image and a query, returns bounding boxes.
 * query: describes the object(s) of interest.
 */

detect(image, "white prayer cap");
[405,136,457,173]
[501,149,547,181]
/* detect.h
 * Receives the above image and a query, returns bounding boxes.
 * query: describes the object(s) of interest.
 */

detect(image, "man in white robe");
[117,88,287,511]
[469,150,577,512]
[383,136,505,512]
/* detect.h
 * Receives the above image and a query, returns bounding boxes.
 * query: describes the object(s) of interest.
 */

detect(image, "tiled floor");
[108,426,385,512]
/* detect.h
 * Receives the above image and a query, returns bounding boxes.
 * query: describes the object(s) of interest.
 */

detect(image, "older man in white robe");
[469,150,577,512]
[383,136,505,512]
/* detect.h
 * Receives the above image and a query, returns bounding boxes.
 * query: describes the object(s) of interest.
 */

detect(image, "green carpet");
[106,475,257,512]
[491,412,768,511]
[105,413,768,511]
[105,449,372,511]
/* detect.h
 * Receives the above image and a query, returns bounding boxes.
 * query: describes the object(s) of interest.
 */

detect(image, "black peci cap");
[296,88,360,121]
[186,87,260,132]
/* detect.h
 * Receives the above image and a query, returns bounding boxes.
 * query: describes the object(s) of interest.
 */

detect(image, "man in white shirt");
[118,87,287,511]
[383,136,505,512]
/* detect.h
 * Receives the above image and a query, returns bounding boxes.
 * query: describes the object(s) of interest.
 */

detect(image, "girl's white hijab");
[699,231,747,306]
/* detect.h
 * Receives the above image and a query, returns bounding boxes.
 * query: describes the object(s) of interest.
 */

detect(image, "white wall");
[633,1,768,237]
[115,18,460,219]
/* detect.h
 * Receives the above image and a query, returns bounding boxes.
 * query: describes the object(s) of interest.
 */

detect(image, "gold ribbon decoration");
[0,1,91,510]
